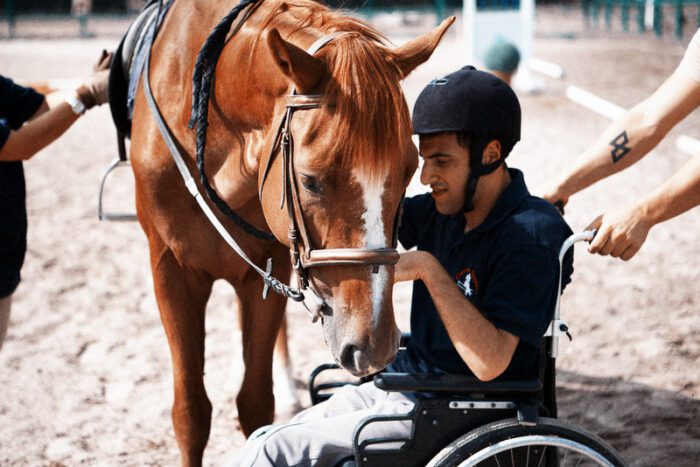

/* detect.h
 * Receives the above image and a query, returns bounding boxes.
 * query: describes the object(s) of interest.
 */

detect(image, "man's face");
[419,133,470,215]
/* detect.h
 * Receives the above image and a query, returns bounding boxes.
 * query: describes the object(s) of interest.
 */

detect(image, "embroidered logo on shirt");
[455,268,478,297]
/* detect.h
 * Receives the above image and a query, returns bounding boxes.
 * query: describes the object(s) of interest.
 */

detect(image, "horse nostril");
[339,344,360,370]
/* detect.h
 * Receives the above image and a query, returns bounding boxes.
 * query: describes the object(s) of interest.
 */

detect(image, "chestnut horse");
[129,0,452,464]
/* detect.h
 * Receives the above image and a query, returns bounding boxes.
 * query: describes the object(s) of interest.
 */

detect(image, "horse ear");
[391,16,456,78]
[267,28,326,93]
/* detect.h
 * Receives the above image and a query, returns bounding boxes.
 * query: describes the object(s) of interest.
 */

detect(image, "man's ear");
[482,140,501,165]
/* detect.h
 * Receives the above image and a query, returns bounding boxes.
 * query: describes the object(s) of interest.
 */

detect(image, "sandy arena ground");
[0,6,698,466]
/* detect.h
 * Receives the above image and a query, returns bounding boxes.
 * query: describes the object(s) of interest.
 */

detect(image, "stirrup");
[98,158,138,222]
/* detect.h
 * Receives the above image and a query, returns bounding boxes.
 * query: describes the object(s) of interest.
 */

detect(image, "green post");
[604,0,613,29]
[582,0,593,26]
[674,0,683,40]
[653,0,663,37]
[435,0,446,23]
[71,0,92,38]
[79,14,89,38]
[5,0,15,38]
[592,0,601,25]
[636,0,645,32]
[364,0,375,20]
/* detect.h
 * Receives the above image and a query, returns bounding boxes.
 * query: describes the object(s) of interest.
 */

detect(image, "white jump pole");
[566,85,700,155]
[528,57,565,79]
[565,85,625,120]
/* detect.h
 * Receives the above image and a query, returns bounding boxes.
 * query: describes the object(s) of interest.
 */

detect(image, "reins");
[187,0,273,241]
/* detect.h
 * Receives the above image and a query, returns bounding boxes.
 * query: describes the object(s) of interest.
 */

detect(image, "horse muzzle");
[321,300,401,377]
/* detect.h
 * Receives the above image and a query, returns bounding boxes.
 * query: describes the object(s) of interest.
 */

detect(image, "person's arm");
[587,154,700,260]
[27,98,49,120]
[543,69,700,205]
[0,96,81,161]
[394,251,519,381]
[0,50,112,162]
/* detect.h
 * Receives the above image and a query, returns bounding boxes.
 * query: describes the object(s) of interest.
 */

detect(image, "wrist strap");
[65,93,86,115]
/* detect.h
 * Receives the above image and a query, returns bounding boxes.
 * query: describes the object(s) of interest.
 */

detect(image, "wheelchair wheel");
[426,417,625,467]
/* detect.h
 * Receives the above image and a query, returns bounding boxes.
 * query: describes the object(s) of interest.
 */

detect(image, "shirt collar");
[462,168,530,235]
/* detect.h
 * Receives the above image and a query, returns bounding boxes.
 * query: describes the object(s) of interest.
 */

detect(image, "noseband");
[144,0,401,321]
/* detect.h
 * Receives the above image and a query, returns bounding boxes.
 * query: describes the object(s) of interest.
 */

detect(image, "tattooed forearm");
[610,130,631,163]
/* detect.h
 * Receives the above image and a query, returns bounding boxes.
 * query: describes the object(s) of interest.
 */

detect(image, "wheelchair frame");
[308,231,627,466]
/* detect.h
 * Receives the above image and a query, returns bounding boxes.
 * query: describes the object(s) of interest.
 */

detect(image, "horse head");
[254,10,454,376]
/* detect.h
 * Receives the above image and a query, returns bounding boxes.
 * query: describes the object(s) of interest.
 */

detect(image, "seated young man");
[229,66,574,467]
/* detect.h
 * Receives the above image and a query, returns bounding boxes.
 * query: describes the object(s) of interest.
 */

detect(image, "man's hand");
[76,49,113,109]
[541,181,569,215]
[586,206,652,261]
[394,251,435,283]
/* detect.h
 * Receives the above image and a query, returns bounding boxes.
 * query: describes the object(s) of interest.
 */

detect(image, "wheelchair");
[308,231,626,467]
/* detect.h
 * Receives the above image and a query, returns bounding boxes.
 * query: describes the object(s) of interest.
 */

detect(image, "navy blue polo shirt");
[392,169,573,380]
[0,75,45,298]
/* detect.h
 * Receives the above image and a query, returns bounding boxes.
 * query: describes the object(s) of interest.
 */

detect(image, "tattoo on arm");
[610,130,631,163]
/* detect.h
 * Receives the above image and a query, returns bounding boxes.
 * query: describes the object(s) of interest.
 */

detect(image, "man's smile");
[431,185,447,197]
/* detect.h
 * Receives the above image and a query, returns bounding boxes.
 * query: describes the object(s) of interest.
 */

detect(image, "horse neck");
[153,0,325,200]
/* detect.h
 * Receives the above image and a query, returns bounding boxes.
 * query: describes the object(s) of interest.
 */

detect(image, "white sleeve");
[677,28,700,82]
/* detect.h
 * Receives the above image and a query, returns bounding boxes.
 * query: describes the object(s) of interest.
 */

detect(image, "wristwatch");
[65,93,86,115]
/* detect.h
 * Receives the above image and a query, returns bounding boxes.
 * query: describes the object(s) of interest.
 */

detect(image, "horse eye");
[301,175,323,195]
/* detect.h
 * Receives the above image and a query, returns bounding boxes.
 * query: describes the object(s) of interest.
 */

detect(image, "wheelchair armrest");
[373,373,542,395]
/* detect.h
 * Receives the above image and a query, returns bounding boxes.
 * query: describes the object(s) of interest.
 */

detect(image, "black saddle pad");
[108,0,163,138]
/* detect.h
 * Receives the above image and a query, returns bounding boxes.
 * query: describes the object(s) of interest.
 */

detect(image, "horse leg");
[0,294,11,351]
[148,237,213,467]
[235,268,288,436]
[273,314,302,414]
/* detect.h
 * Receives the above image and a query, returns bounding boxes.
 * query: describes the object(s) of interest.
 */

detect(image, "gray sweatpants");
[228,381,415,467]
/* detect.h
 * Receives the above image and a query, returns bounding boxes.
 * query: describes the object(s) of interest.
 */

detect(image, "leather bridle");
[143,0,402,321]
[259,34,402,320]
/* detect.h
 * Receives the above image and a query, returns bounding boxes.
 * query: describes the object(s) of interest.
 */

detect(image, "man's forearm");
[419,255,518,381]
[553,70,700,200]
[636,154,700,227]
[557,109,660,196]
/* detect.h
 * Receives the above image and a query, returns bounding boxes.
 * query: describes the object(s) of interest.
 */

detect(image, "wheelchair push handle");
[549,229,597,359]
[558,229,596,262]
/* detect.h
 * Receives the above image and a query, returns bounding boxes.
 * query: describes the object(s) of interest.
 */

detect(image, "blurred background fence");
[582,0,700,39]
[1,0,697,40]
[1,0,149,13]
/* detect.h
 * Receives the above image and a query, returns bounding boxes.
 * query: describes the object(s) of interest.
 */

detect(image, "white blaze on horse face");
[352,169,389,329]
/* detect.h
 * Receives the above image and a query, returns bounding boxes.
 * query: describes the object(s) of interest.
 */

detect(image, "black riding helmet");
[412,66,521,212]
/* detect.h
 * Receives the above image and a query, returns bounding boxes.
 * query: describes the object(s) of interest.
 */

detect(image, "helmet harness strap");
[463,138,504,214]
